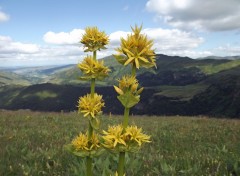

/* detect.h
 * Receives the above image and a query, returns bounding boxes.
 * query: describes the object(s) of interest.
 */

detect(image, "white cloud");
[43,29,85,45]
[146,0,240,31]
[215,44,240,56]
[0,35,39,54]
[6,27,240,67]
[107,27,206,58]
[0,10,9,22]
[109,31,130,48]
[0,35,85,66]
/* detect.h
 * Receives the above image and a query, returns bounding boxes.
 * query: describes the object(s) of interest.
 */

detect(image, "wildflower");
[125,126,151,146]
[71,132,100,151]
[102,125,126,149]
[114,25,156,69]
[114,75,143,95]
[71,133,89,151]
[81,26,109,52]
[78,93,104,118]
[114,75,143,108]
[78,56,110,80]
[102,125,151,152]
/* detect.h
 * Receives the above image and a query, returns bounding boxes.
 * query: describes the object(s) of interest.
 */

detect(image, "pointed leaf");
[117,91,140,108]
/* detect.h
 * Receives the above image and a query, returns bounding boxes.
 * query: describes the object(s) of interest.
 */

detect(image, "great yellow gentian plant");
[102,25,155,176]
[65,27,109,176]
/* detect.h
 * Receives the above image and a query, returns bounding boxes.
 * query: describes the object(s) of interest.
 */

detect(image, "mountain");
[0,54,240,118]
[0,71,31,86]
[197,55,240,60]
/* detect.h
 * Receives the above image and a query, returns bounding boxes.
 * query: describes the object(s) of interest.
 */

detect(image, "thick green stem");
[93,51,97,61]
[88,121,93,140]
[123,107,130,129]
[90,78,95,98]
[86,156,93,176]
[117,152,125,176]
[86,50,97,176]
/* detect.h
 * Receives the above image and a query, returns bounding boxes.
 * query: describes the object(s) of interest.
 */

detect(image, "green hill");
[1,54,240,118]
[0,71,31,86]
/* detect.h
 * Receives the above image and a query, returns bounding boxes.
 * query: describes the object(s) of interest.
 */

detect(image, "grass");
[0,110,240,175]
[153,83,208,101]
[198,59,240,75]
[22,91,58,100]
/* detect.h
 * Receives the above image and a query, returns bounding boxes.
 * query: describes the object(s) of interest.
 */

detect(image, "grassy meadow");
[0,110,240,175]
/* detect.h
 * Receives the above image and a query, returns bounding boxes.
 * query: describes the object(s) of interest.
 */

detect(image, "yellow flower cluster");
[78,93,104,118]
[114,75,143,96]
[78,56,110,80]
[115,25,156,69]
[71,132,100,151]
[102,125,150,153]
[81,26,109,52]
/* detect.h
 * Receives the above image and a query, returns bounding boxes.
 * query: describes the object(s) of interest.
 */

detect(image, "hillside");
[0,54,240,117]
[0,71,31,86]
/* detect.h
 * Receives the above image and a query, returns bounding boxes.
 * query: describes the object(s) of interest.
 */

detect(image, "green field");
[0,110,240,175]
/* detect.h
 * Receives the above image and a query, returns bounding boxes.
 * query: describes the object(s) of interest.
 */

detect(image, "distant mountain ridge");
[0,54,240,118]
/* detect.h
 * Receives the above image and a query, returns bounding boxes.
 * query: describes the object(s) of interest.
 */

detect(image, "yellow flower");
[78,56,110,80]
[115,25,156,69]
[71,132,88,151]
[81,26,109,52]
[114,75,143,95]
[102,125,126,149]
[102,125,151,152]
[78,93,104,118]
[71,132,101,151]
[125,126,151,146]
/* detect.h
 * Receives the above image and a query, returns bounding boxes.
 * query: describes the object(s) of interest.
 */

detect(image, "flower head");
[78,93,104,118]
[71,132,100,151]
[78,56,110,80]
[102,125,126,149]
[71,132,88,151]
[125,126,151,146]
[114,25,156,69]
[102,125,151,153]
[81,26,109,52]
[114,75,143,96]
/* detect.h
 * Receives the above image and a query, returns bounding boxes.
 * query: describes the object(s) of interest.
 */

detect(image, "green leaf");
[64,144,89,158]
[117,91,140,108]
[90,117,100,130]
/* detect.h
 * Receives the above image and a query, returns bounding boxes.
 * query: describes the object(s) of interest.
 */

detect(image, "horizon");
[1,0,240,67]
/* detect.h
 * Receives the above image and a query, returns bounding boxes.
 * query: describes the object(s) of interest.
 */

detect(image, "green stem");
[132,65,136,77]
[86,50,97,176]
[86,156,93,176]
[117,152,125,176]
[93,51,97,61]
[123,107,130,129]
[88,121,93,140]
[90,78,95,98]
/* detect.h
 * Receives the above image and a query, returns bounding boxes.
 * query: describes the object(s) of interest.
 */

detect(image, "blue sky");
[0,0,240,67]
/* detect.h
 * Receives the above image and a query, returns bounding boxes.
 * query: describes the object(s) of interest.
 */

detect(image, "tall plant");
[102,25,156,175]
[65,26,110,176]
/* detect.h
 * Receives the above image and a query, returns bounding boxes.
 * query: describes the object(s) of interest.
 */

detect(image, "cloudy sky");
[0,0,240,67]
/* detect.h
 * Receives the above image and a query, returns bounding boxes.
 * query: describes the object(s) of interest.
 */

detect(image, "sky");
[0,0,240,67]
